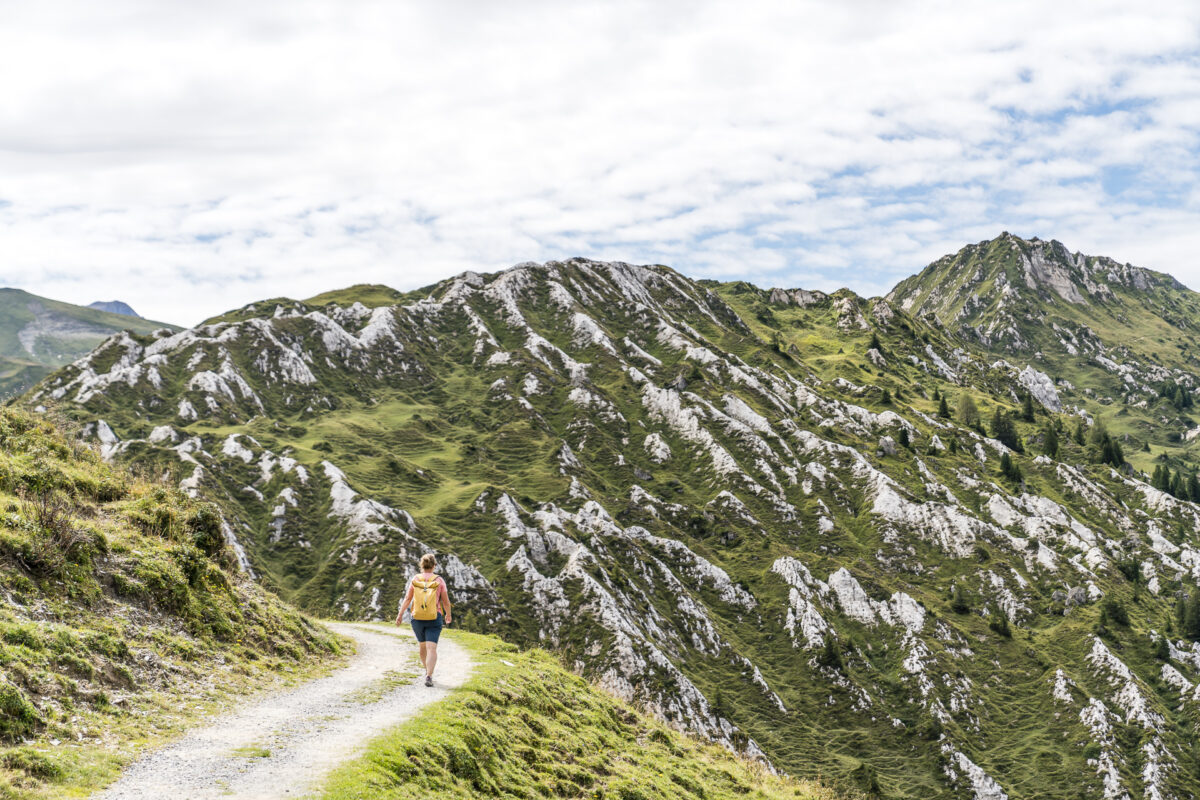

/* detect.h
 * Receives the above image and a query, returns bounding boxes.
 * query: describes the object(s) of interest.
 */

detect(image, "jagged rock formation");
[24,245,1200,799]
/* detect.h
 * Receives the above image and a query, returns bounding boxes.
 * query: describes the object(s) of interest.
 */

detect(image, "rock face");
[26,251,1200,800]
[1017,366,1061,412]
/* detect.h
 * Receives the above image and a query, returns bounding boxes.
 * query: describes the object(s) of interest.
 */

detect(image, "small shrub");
[1153,636,1171,661]
[14,489,99,578]
[1101,598,1130,627]
[1,747,62,780]
[0,683,40,741]
[133,557,192,614]
[1115,559,1141,584]
[916,715,943,741]
[1,625,43,651]
[56,652,94,679]
[187,505,226,557]
[950,584,970,614]
[816,635,844,670]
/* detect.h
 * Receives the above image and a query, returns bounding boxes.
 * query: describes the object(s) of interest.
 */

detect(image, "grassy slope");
[321,630,847,800]
[0,408,345,799]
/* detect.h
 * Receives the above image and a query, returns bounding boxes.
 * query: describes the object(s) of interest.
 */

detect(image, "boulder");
[1018,365,1062,412]
[1065,586,1089,608]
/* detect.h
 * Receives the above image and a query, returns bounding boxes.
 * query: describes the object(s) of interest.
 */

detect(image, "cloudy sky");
[2,1,1199,325]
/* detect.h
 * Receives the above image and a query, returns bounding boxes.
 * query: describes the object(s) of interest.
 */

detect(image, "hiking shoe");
[424,675,433,687]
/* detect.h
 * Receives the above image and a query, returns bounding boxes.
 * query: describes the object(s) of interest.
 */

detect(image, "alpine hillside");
[22,235,1200,799]
[0,406,341,798]
[0,289,175,400]
[891,234,1200,477]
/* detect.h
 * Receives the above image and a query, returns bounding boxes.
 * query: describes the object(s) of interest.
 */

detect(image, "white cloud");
[0,0,1198,324]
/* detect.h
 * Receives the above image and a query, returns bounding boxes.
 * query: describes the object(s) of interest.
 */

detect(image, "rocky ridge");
[24,244,1200,799]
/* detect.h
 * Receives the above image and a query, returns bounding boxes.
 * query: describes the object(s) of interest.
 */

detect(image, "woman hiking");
[395,553,452,686]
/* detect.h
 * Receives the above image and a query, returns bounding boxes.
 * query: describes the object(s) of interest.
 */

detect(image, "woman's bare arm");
[439,579,452,624]
[395,583,415,625]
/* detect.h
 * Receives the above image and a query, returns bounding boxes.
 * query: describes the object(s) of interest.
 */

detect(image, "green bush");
[0,625,43,652]
[133,556,192,614]
[0,683,40,742]
[1101,598,1130,627]
[951,584,971,614]
[1,747,62,780]
[187,505,227,557]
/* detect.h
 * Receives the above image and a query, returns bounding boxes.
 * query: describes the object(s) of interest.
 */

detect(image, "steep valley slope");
[0,289,176,400]
[23,234,1200,799]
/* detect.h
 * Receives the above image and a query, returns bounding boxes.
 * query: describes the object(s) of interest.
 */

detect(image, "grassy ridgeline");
[0,408,345,798]
[321,630,844,800]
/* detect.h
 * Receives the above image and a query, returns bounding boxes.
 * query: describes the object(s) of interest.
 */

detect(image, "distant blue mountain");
[87,300,141,318]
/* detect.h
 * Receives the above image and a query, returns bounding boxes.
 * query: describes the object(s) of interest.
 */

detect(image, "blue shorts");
[411,613,443,643]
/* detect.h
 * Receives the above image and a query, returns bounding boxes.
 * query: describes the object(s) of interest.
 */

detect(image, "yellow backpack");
[412,575,441,621]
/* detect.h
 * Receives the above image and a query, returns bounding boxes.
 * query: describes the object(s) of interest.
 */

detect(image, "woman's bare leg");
[418,641,428,671]
[425,642,438,676]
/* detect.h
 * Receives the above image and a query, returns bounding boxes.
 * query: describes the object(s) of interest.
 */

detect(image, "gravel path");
[93,622,473,800]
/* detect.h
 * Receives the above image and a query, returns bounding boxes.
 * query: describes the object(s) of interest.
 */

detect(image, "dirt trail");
[92,622,472,800]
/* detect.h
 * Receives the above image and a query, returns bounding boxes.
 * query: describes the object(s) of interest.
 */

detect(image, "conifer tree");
[958,394,980,429]
[1186,591,1200,641]
[991,408,1023,453]
[951,584,970,614]
[1021,392,1035,422]
[1091,422,1124,468]
[938,395,951,418]
[999,452,1023,484]
[1042,424,1059,459]
[1152,464,1168,492]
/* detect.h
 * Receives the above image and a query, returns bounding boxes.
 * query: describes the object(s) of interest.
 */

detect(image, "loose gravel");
[92,622,473,799]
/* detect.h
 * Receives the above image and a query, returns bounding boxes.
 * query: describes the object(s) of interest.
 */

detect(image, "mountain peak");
[88,300,141,317]
[888,233,1196,355]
